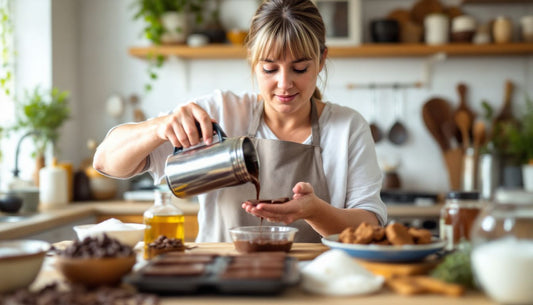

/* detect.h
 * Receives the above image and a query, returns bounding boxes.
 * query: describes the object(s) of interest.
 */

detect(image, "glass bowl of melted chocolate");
[229,226,298,253]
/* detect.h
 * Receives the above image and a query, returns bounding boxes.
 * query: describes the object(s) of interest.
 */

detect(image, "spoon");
[369,86,383,143]
[455,110,472,150]
[388,87,408,145]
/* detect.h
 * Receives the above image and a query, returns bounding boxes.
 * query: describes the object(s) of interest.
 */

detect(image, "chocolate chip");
[58,234,134,258]
[0,281,159,305]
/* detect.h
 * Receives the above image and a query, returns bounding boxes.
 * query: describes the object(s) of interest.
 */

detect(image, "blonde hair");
[245,0,327,100]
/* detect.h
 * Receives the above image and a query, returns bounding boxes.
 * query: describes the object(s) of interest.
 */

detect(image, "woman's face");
[255,51,324,116]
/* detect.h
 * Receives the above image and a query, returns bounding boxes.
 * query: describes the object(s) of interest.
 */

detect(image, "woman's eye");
[263,68,276,74]
[294,68,308,74]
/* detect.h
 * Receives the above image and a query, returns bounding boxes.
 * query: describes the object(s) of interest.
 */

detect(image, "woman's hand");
[156,102,215,148]
[241,182,321,224]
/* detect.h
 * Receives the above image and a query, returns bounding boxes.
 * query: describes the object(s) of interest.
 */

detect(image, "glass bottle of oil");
[143,189,184,259]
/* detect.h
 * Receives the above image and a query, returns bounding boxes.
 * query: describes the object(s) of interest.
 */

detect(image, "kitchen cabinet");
[128,42,533,60]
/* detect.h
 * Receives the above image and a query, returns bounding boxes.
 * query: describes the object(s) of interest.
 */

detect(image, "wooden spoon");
[455,110,472,150]
[472,120,487,190]
[422,98,450,151]
[473,120,486,153]
[453,83,475,147]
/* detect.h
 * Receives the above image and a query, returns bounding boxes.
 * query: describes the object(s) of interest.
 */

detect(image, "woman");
[93,0,386,242]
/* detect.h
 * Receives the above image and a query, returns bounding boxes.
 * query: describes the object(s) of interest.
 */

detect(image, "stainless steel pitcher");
[165,123,259,198]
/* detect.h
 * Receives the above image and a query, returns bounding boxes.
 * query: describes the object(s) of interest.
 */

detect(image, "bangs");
[249,19,320,65]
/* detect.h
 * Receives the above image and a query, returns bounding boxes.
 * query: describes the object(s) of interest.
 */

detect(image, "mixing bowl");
[0,240,50,293]
[56,255,136,287]
[73,222,145,247]
[229,226,298,253]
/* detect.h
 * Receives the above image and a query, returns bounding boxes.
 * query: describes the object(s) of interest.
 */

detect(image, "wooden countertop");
[31,242,493,305]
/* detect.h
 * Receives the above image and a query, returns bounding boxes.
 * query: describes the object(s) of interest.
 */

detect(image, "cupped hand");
[241,182,319,224]
[156,102,214,148]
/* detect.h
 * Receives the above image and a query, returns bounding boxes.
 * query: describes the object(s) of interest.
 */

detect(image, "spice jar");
[439,191,482,250]
[470,189,533,305]
[143,190,185,259]
[492,16,513,44]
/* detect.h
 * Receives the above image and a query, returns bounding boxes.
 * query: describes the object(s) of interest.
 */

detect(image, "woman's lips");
[276,94,297,103]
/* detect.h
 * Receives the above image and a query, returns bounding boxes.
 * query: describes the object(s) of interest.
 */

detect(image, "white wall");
[5,0,533,194]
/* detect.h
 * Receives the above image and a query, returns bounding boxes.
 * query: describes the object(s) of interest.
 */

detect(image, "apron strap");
[247,97,322,147]
[247,99,264,137]
[309,97,321,147]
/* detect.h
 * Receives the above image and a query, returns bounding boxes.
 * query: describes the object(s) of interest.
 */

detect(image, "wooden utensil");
[473,120,486,154]
[423,97,462,190]
[422,98,452,151]
[455,110,472,150]
[493,80,515,126]
[472,120,486,189]
[444,147,463,190]
[453,83,475,147]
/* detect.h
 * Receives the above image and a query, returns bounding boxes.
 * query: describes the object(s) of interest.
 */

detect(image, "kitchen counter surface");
[0,200,442,240]
[0,199,198,240]
[30,242,493,305]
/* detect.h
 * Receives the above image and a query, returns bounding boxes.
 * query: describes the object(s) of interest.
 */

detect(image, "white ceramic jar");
[521,15,533,42]
[492,16,513,44]
[470,189,533,305]
[424,14,449,45]
[160,11,188,44]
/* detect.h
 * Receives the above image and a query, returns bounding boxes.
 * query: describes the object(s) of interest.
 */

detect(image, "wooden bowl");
[56,255,136,287]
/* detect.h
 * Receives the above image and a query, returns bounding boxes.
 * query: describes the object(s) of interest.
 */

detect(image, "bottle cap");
[446,191,480,200]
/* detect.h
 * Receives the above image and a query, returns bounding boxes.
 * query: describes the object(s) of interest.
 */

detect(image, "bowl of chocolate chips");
[56,234,136,287]
[229,226,298,253]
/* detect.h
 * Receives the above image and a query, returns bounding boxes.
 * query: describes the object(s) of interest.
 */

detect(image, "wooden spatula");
[453,83,476,146]
[422,98,452,151]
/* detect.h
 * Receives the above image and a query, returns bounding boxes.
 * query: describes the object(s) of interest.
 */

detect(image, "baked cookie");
[408,227,433,244]
[385,223,414,245]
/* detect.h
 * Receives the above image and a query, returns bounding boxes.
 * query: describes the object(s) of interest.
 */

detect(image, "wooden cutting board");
[187,242,329,261]
[357,255,442,279]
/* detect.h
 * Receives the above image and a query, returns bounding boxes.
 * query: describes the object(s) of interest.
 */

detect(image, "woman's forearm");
[305,202,380,237]
[93,118,165,178]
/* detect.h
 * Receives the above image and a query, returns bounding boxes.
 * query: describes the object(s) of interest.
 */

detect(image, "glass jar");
[143,190,185,259]
[470,189,533,305]
[440,191,482,250]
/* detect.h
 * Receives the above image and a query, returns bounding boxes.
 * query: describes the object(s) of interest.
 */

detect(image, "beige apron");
[213,99,331,242]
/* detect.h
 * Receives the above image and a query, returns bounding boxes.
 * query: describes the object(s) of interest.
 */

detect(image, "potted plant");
[132,0,207,93]
[504,95,533,191]
[132,0,206,45]
[10,86,70,185]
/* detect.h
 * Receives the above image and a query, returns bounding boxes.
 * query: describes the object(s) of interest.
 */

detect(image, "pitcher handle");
[173,122,227,154]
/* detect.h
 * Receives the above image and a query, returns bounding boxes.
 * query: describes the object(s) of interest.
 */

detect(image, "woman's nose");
[277,69,293,89]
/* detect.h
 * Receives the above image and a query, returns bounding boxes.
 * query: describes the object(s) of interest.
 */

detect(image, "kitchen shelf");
[462,0,533,3]
[129,43,533,60]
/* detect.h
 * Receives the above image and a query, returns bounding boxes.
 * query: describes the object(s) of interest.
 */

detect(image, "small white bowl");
[0,240,50,293]
[73,223,145,247]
